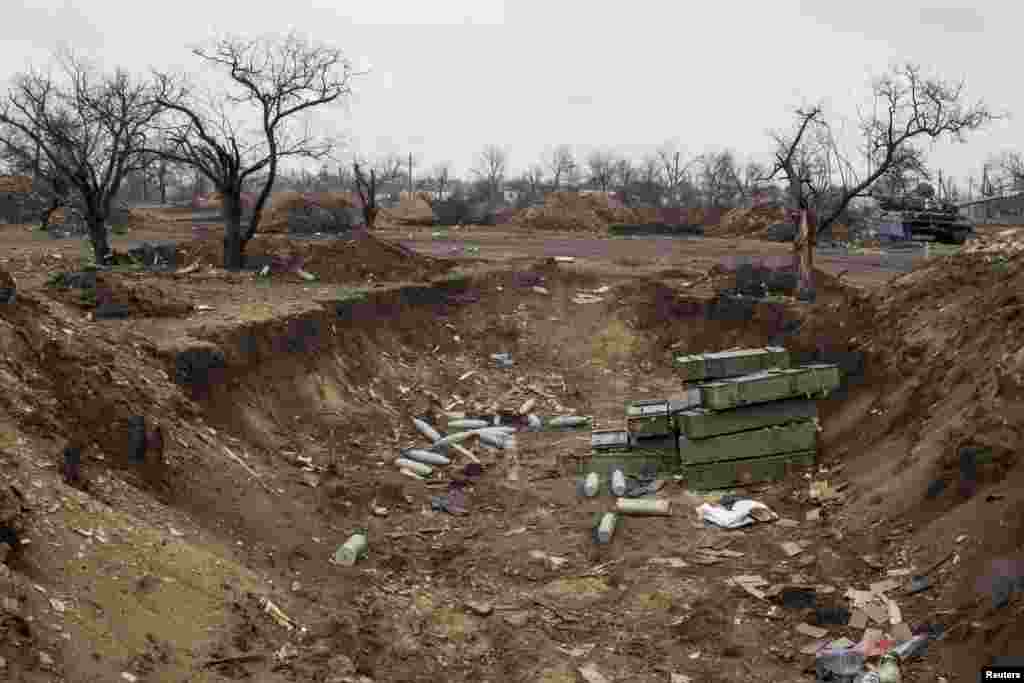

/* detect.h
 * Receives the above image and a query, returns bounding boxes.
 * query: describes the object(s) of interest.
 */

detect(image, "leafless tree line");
[0,46,998,269]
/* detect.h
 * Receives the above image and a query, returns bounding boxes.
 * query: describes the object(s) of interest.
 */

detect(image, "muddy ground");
[0,214,1022,683]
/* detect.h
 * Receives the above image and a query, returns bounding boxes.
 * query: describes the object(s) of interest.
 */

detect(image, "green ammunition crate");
[699,364,840,411]
[630,433,680,473]
[678,419,817,465]
[674,347,790,382]
[678,398,818,440]
[682,449,816,490]
[591,429,631,454]
[626,399,674,438]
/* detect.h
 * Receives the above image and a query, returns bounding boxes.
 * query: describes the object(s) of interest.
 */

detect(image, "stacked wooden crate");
[581,390,701,478]
[673,347,841,489]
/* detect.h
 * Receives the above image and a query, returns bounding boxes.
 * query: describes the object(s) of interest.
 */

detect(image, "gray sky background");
[0,0,1017,191]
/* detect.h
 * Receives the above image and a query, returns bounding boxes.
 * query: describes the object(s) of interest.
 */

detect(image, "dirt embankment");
[176,231,457,284]
[1,231,1023,681]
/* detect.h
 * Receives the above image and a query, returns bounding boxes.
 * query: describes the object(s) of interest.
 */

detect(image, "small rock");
[324,653,357,681]
[38,651,54,669]
[466,601,493,617]
[121,673,139,683]
[503,610,530,627]
[671,675,692,683]
[578,664,610,683]
[547,555,569,570]
[291,581,302,592]
[2,597,18,612]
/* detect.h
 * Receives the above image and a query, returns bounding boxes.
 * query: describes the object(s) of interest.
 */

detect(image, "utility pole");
[408,153,414,195]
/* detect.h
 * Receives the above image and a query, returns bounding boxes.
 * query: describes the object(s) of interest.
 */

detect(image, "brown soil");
[177,231,458,284]
[44,271,195,318]
[0,213,1022,682]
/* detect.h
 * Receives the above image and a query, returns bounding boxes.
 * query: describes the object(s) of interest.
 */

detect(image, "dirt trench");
[2,253,1020,682]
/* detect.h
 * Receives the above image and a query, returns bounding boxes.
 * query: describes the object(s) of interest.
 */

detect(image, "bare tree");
[767,63,997,297]
[372,153,405,185]
[424,160,452,200]
[586,149,616,193]
[0,52,162,262]
[613,157,636,204]
[473,144,507,202]
[638,154,663,205]
[352,161,379,228]
[994,151,1024,193]
[697,150,742,209]
[152,32,357,268]
[524,164,545,200]
[544,144,575,192]
[656,142,694,207]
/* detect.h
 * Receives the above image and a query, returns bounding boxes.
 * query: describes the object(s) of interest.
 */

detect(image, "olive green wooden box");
[698,364,840,411]
[682,450,816,490]
[626,399,674,438]
[580,430,678,477]
[678,419,818,466]
[678,398,818,440]
[674,346,790,382]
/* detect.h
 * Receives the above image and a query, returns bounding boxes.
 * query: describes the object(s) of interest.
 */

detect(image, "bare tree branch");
[472,144,506,202]
[586,149,616,193]
[150,31,357,268]
[544,144,575,192]
[0,52,162,262]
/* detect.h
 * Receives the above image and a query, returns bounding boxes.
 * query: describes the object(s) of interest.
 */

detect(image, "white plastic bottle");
[582,472,600,497]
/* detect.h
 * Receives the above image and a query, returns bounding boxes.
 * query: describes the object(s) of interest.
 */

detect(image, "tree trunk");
[794,210,815,301]
[86,213,111,265]
[365,206,378,229]
[222,195,246,270]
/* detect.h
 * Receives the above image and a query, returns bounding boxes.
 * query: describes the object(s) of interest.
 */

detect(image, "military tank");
[874,183,974,244]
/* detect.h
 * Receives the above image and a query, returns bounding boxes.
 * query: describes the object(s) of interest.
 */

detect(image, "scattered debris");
[697,499,777,528]
[648,557,689,569]
[780,542,804,557]
[733,574,770,599]
[796,622,829,639]
[258,596,298,631]
[780,587,817,609]
[465,601,493,617]
[577,664,611,683]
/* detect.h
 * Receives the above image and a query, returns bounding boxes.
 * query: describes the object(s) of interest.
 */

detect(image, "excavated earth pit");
[0,246,1022,683]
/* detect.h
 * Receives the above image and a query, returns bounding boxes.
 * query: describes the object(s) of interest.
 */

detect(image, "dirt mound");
[177,232,456,283]
[381,195,434,226]
[965,226,1024,255]
[705,206,787,238]
[804,251,1024,681]
[44,271,194,318]
[511,192,643,233]
[262,192,360,233]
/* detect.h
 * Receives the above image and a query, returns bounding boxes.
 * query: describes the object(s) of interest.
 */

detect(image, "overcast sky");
[1,0,1017,191]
